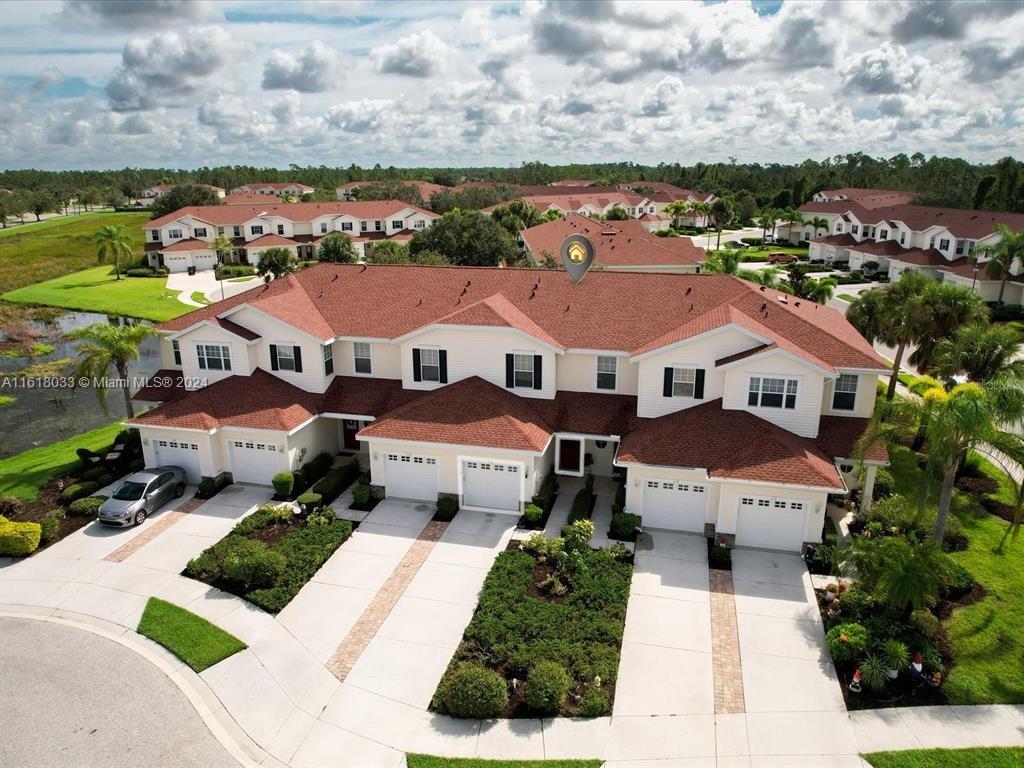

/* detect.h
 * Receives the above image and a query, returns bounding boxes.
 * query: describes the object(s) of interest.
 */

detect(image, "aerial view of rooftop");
[0,2,1022,768]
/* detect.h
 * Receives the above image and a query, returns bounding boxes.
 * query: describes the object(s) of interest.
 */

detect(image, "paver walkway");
[709,568,745,715]
[104,495,204,562]
[325,519,448,681]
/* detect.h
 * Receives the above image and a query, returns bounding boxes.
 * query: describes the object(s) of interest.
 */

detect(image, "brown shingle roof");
[132,369,187,403]
[816,416,888,463]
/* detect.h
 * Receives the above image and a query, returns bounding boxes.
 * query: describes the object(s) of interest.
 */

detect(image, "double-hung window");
[275,345,296,371]
[150,230,160,242]
[320,222,328,234]
[251,225,263,236]
[672,367,697,397]
[341,221,353,231]
[353,342,372,374]
[879,229,888,240]
[748,376,797,409]
[360,221,368,232]
[900,232,906,245]
[374,220,382,231]
[391,220,402,230]
[832,374,857,411]
[323,344,334,376]
[596,356,617,390]
[172,340,181,365]
[852,224,860,235]
[419,348,440,382]
[194,227,207,238]
[939,238,950,251]
[513,353,535,388]
[277,224,285,235]
[233,226,241,237]
[414,219,426,229]
[168,228,183,240]
[197,344,231,371]
[955,240,966,256]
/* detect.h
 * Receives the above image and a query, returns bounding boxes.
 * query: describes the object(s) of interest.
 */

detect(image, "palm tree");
[690,201,712,247]
[933,322,1024,382]
[210,234,234,266]
[95,224,134,281]
[70,322,156,418]
[801,276,838,304]
[665,200,690,229]
[701,249,742,275]
[778,208,801,244]
[740,265,784,287]
[839,537,950,612]
[711,198,733,250]
[907,281,988,372]
[757,209,775,243]
[847,272,933,400]
[974,225,1024,309]
[805,215,829,239]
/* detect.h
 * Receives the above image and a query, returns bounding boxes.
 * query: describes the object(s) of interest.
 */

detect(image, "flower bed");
[431,521,632,718]
[183,504,352,613]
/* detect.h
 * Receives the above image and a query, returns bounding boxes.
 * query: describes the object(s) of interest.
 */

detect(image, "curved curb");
[0,606,283,768]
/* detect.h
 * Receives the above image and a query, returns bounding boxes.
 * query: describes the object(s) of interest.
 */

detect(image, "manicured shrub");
[291,470,306,495]
[352,483,371,507]
[910,608,939,639]
[523,503,543,525]
[75,448,101,469]
[125,267,156,277]
[577,686,611,717]
[196,478,216,498]
[871,468,895,500]
[82,467,105,481]
[96,474,112,487]
[531,471,557,511]
[68,495,106,517]
[708,544,732,570]
[297,492,322,515]
[222,539,286,588]
[523,660,572,715]
[609,511,640,541]
[0,520,42,556]
[435,496,459,522]
[568,487,592,523]
[128,458,145,473]
[740,236,764,246]
[60,482,99,503]
[272,472,294,498]
[305,506,336,527]
[39,509,64,542]
[826,622,869,664]
[436,663,509,718]
[233,504,292,536]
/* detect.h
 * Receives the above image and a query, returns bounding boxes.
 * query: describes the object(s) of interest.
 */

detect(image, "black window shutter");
[663,367,673,397]
[694,369,705,399]
[505,354,515,388]
[533,355,542,390]
[270,344,279,371]
[293,346,302,373]
[439,350,448,383]
[412,348,422,382]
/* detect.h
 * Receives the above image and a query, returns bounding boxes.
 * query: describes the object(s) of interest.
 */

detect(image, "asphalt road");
[0,617,239,768]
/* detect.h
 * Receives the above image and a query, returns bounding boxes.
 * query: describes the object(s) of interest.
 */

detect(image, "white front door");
[153,438,202,482]
[735,496,809,552]
[384,452,438,501]
[461,460,521,513]
[228,439,282,484]
[640,479,707,532]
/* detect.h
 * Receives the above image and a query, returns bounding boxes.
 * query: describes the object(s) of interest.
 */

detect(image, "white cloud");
[842,44,928,95]
[327,99,394,133]
[32,67,65,94]
[106,27,242,111]
[371,30,448,78]
[638,76,687,117]
[262,41,341,93]
[58,0,220,29]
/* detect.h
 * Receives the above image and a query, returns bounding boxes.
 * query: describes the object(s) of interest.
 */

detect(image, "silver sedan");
[97,467,187,527]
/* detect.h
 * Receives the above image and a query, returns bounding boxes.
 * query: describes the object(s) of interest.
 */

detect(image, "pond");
[0,309,162,459]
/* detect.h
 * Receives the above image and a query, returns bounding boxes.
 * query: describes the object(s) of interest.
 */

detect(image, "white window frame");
[391,219,403,230]
[167,228,183,240]
[878,229,888,240]
[672,366,697,398]
[596,356,617,391]
[150,230,160,241]
[276,224,285,235]
[320,222,328,234]
[341,221,353,231]
[353,342,372,375]
[233,225,241,237]
[513,352,535,389]
[197,344,231,371]
[832,373,858,411]
[194,227,207,238]
[172,340,181,366]
[323,343,334,376]
[374,220,382,231]
[748,375,798,410]
[251,225,264,236]
[414,219,426,229]
[939,238,950,251]
[419,347,440,383]
[360,221,368,232]
[275,343,296,372]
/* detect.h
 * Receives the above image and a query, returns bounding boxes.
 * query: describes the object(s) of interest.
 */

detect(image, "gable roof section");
[162,238,212,252]
[148,200,438,229]
[156,264,886,372]
[128,369,321,432]
[617,399,844,489]
[428,293,565,350]
[246,234,300,249]
[357,376,553,452]
[800,202,1024,240]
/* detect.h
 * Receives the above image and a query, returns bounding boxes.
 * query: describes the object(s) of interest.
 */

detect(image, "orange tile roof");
[148,200,437,229]
[156,264,887,371]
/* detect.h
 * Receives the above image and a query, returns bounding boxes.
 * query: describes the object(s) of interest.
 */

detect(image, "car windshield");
[112,481,148,501]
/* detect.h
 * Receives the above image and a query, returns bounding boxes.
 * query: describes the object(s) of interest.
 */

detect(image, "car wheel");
[174,483,185,498]
[134,510,147,526]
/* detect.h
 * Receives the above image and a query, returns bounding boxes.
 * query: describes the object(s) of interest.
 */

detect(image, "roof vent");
[685,286,692,295]
[360,264,367,272]
[454,297,461,305]
[761,302,767,311]
[465,279,471,287]
[529,290,536,299]
[565,304,570,312]
[416,298,422,306]
[794,300,801,307]
[332,274,339,281]
[778,295,787,303]
[759,285,766,291]
[318,290,324,299]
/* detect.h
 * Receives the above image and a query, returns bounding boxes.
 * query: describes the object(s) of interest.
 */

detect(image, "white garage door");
[229,439,281,484]
[164,254,189,273]
[462,460,521,513]
[641,479,707,532]
[154,439,202,482]
[194,253,217,271]
[735,496,809,552]
[384,453,438,501]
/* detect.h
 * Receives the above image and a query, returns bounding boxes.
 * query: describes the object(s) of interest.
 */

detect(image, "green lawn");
[2,265,190,322]
[137,597,246,673]
[838,293,858,302]
[886,443,1024,704]
[864,747,1024,768]
[0,421,122,500]
[0,211,148,293]
[406,758,601,768]
[190,290,211,305]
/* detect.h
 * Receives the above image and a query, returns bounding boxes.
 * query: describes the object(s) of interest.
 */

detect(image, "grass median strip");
[863,747,1024,768]
[406,757,602,768]
[137,597,246,673]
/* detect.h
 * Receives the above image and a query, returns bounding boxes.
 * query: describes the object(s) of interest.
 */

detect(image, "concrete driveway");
[166,270,260,307]
[0,616,238,768]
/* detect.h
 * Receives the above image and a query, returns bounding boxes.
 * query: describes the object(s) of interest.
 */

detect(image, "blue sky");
[0,0,1021,170]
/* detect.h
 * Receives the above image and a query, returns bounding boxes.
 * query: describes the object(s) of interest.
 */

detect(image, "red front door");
[342,420,361,450]
[558,438,582,474]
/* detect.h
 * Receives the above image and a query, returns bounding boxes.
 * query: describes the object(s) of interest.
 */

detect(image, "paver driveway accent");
[710,567,745,714]
[104,493,203,562]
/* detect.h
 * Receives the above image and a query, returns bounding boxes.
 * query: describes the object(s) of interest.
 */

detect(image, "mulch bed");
[516,492,559,530]
[4,470,117,554]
